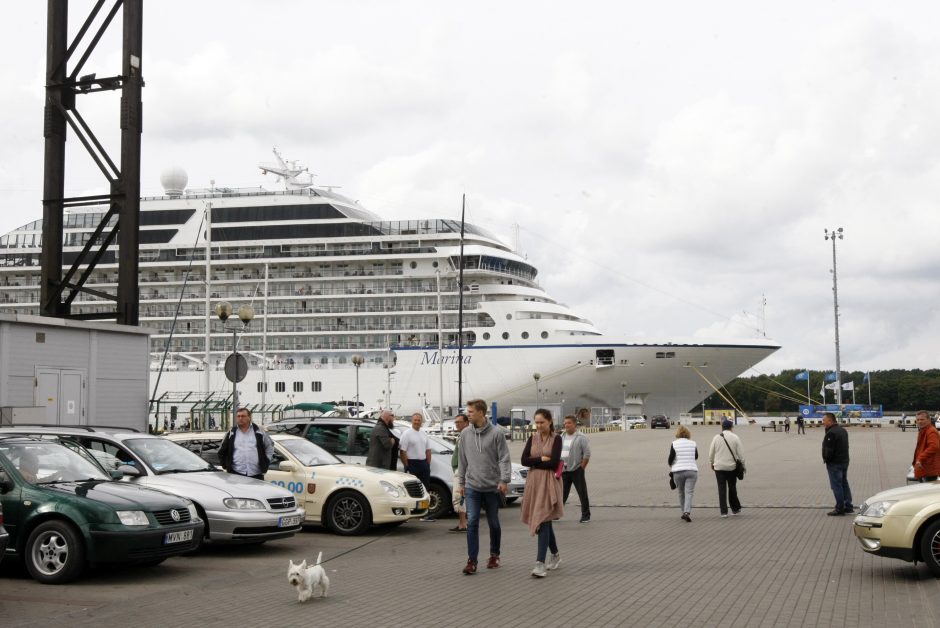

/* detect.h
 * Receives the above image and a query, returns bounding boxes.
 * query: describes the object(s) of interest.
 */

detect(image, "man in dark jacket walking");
[821,412,853,515]
[366,409,399,469]
[218,407,274,479]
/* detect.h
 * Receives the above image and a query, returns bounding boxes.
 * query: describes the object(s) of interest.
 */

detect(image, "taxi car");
[166,432,429,535]
[0,427,305,545]
[0,436,203,583]
[853,482,940,576]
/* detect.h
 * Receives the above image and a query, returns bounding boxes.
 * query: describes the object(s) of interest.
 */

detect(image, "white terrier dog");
[287,552,330,602]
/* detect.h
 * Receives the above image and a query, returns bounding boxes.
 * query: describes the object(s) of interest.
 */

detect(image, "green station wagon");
[0,436,204,584]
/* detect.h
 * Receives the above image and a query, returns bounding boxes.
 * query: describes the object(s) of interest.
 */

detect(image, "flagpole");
[867,373,871,406]
[806,370,810,405]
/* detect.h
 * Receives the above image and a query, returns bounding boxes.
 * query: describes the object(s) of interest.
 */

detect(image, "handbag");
[721,434,746,480]
[554,459,565,479]
[668,471,676,490]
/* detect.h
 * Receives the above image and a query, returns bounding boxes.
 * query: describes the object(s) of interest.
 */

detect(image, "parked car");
[265,417,527,517]
[622,416,647,429]
[650,415,670,429]
[0,435,203,583]
[0,427,305,545]
[165,431,429,535]
[853,482,940,575]
[0,500,8,566]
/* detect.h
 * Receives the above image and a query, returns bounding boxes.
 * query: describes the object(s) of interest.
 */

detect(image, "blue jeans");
[673,470,697,513]
[536,521,558,562]
[826,463,853,510]
[465,487,502,562]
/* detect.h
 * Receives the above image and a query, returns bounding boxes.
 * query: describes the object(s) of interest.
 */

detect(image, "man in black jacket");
[218,407,274,479]
[366,409,399,470]
[821,412,853,515]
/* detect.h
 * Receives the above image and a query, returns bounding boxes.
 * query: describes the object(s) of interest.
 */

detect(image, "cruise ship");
[0,152,779,420]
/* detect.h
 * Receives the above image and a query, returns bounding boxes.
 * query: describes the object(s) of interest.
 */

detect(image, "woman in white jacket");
[668,425,698,522]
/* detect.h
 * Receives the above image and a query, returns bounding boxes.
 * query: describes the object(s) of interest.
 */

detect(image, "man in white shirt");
[218,407,274,479]
[561,415,592,523]
[400,412,434,521]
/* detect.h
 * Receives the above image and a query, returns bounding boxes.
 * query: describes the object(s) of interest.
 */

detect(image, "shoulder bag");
[721,434,746,480]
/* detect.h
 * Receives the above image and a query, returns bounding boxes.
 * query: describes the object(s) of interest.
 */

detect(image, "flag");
[820,383,826,398]
[842,381,854,391]
[825,372,838,382]
[794,370,809,382]
[864,372,870,384]
[825,382,840,391]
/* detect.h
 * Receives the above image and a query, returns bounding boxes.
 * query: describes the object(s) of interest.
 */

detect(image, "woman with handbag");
[708,418,745,517]
[668,425,699,522]
[520,408,564,578]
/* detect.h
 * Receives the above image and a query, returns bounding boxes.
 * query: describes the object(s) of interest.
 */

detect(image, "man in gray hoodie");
[456,398,511,575]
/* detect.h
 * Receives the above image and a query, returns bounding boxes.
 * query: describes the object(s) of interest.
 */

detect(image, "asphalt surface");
[2,424,940,627]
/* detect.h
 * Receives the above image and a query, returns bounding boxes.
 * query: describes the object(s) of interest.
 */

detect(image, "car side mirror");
[109,469,124,480]
[0,469,13,494]
[278,461,295,473]
[117,464,141,477]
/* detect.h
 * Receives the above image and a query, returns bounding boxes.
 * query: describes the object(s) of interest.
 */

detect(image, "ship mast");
[457,194,466,408]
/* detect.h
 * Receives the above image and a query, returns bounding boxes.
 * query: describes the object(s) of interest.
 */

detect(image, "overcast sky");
[2,2,939,376]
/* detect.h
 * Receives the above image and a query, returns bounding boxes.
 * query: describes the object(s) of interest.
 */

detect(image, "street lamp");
[824,227,844,405]
[216,301,254,422]
[351,354,364,414]
[533,372,541,406]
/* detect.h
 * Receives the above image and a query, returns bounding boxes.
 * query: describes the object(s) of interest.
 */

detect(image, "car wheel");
[428,480,452,519]
[919,519,940,577]
[25,520,86,584]
[505,497,518,503]
[325,490,372,536]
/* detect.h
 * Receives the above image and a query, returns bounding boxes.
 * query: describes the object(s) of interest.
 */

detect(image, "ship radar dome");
[160,167,188,197]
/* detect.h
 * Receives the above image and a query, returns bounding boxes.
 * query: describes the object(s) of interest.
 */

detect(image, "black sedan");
[0,436,204,584]
[651,415,671,429]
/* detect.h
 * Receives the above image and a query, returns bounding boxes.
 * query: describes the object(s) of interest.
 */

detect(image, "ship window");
[541,331,549,339]
[502,332,509,340]
[256,382,268,393]
[275,382,286,392]
[311,381,322,392]
[320,356,329,364]
[432,261,438,268]
[521,331,529,339]
[506,314,512,320]
[483,332,490,340]
[293,382,303,393]
[655,352,676,359]
[410,261,417,269]
[596,350,615,365]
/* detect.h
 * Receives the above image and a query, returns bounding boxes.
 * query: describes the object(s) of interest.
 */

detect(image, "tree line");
[701,369,940,414]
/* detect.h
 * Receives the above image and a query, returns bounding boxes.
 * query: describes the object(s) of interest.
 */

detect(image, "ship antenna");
[457,194,466,409]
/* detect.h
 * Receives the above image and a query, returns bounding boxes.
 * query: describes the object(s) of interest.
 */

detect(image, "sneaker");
[486,554,500,569]
[826,509,844,516]
[579,515,590,523]
[546,553,561,570]
[681,512,691,522]
[448,526,467,533]
[420,516,436,522]
[731,509,741,516]
[843,505,855,513]
[462,559,477,575]
[720,513,728,518]
[531,561,547,578]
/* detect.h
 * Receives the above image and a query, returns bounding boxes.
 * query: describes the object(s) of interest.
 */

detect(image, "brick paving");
[2,425,940,627]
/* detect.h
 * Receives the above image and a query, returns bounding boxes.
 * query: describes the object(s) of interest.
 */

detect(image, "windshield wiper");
[156,467,212,474]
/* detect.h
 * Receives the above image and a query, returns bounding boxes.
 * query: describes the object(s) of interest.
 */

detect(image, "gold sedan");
[853,482,940,575]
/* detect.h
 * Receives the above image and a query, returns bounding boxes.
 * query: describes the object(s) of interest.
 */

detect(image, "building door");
[34,367,86,425]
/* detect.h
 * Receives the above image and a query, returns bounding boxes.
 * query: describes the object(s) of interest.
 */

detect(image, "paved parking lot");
[3,424,940,627]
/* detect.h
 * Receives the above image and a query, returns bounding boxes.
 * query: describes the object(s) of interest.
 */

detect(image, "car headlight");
[859,500,897,517]
[117,510,149,526]
[511,469,522,482]
[223,498,265,510]
[380,480,402,498]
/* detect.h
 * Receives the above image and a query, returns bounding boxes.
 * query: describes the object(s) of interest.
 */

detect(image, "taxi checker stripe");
[336,477,364,487]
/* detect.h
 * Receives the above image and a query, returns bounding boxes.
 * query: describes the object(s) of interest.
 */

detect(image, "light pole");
[533,372,541,406]
[351,354,364,415]
[215,301,254,423]
[824,227,844,405]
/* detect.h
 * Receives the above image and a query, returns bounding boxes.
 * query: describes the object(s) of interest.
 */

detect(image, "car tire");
[919,519,940,577]
[505,497,518,503]
[325,490,372,536]
[428,480,452,519]
[25,520,86,584]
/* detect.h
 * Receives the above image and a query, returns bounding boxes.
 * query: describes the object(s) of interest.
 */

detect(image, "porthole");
[521,331,529,339]
[506,313,512,320]
[502,332,509,340]
[541,331,549,339]
[432,261,438,268]
[410,261,417,269]
[483,332,490,340]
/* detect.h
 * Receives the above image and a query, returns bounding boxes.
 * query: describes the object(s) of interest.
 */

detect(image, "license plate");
[279,515,302,528]
[417,499,429,510]
[164,529,194,545]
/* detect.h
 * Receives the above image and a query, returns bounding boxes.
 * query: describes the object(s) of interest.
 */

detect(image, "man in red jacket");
[912,410,940,482]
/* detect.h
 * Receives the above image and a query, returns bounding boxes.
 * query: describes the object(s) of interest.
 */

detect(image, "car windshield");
[0,441,110,483]
[124,438,213,473]
[278,438,341,466]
